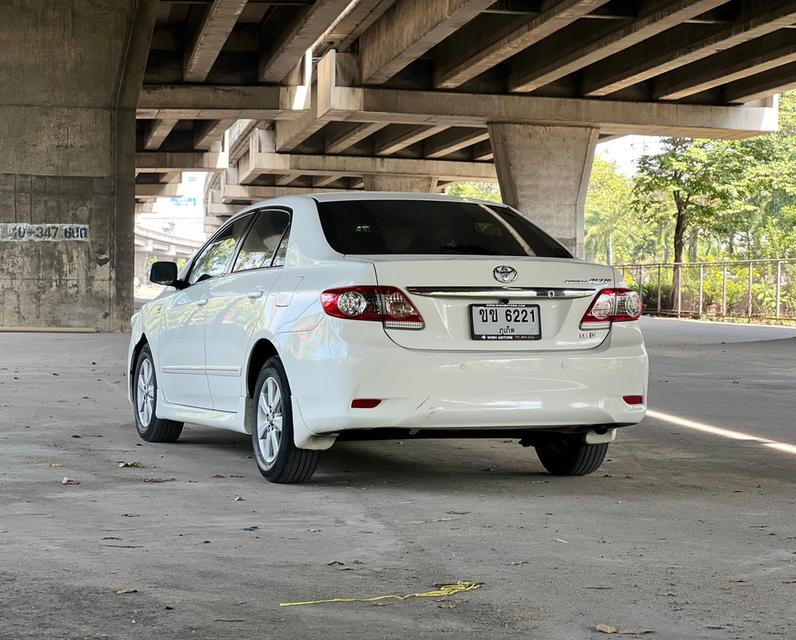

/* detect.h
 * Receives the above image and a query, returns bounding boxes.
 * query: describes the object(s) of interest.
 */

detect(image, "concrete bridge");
[2,0,796,329]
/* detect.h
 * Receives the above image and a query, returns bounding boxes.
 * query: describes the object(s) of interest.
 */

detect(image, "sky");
[596,135,663,176]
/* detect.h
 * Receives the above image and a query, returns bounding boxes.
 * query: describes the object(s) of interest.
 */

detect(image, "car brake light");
[321,286,425,330]
[623,395,644,405]
[580,288,642,329]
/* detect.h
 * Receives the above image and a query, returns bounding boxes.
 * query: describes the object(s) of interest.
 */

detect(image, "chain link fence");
[615,259,796,323]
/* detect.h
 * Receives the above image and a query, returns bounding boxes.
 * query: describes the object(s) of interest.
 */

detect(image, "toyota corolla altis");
[129,193,648,483]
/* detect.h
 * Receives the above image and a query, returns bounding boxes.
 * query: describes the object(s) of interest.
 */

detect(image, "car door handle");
[247,288,264,300]
[196,298,208,307]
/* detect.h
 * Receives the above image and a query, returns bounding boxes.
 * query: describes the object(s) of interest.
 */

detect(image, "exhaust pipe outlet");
[585,428,616,445]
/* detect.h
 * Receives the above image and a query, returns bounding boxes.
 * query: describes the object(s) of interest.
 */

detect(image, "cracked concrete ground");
[0,318,794,639]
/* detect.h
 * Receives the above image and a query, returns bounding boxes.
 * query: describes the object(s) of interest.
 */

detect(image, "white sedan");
[129,193,647,483]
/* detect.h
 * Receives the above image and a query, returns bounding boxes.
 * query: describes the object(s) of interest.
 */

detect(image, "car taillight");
[580,288,642,329]
[321,286,425,330]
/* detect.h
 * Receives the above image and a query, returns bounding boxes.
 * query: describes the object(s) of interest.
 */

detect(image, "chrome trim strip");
[406,286,596,299]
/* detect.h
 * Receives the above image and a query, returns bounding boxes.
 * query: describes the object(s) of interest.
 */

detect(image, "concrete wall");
[0,1,155,330]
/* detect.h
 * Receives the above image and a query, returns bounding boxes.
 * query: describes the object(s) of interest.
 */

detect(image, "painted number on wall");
[0,224,90,241]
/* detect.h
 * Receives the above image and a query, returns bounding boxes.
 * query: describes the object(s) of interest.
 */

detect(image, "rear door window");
[315,199,571,258]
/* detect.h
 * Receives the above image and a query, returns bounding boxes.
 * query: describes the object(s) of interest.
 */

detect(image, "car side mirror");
[149,261,179,286]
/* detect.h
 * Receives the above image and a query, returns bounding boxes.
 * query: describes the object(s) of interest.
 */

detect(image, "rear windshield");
[315,199,571,258]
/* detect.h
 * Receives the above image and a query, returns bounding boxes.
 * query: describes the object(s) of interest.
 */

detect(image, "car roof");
[228,192,505,220]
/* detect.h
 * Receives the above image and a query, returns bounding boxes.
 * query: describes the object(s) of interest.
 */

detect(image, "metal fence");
[615,259,796,322]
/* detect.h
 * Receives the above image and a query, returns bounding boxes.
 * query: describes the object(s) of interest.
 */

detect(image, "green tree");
[633,138,742,302]
[445,181,501,202]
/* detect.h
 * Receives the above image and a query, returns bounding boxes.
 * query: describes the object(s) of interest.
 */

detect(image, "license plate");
[470,304,541,341]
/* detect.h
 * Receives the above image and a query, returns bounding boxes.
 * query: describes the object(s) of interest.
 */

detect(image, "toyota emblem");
[493,265,517,283]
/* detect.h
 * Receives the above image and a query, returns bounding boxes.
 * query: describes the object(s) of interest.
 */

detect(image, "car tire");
[133,345,183,443]
[534,434,607,476]
[251,357,319,484]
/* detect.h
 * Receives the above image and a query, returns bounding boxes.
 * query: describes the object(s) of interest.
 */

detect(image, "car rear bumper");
[277,320,648,438]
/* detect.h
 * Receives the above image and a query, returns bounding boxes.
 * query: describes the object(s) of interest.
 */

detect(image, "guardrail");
[615,258,796,322]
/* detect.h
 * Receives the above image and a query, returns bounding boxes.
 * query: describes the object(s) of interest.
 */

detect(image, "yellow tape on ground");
[279,581,481,607]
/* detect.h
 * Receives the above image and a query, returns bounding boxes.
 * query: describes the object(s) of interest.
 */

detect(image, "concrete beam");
[136,151,228,172]
[160,171,182,184]
[144,118,179,150]
[374,125,448,155]
[508,0,727,93]
[220,183,357,203]
[424,127,489,158]
[137,85,304,120]
[317,84,778,138]
[655,30,796,101]
[194,118,235,150]
[275,173,302,186]
[312,176,345,187]
[259,0,353,83]
[332,0,396,52]
[274,51,344,151]
[363,175,438,191]
[183,0,248,82]
[489,123,598,257]
[135,183,181,198]
[434,0,609,89]
[238,150,497,183]
[584,3,796,97]
[471,140,493,161]
[723,63,796,104]
[359,0,495,85]
[325,122,386,153]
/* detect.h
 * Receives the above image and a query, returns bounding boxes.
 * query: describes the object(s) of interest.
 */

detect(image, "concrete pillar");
[0,1,157,330]
[363,175,438,192]
[488,123,598,258]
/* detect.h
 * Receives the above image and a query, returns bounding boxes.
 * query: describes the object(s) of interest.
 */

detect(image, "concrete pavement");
[0,318,794,639]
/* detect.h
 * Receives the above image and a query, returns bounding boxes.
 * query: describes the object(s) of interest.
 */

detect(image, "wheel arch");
[129,334,149,397]
[246,338,280,399]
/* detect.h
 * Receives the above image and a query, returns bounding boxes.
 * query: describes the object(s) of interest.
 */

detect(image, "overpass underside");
[2,0,796,329]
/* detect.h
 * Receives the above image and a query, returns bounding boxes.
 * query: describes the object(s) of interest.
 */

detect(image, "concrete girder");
[470,140,493,161]
[434,0,609,90]
[363,175,438,191]
[583,3,796,98]
[312,175,345,187]
[135,182,181,198]
[144,118,179,150]
[374,125,448,156]
[194,119,236,150]
[275,173,302,186]
[359,0,496,85]
[330,0,396,52]
[183,0,249,82]
[507,0,727,93]
[237,151,497,184]
[316,84,778,138]
[325,122,386,153]
[723,64,796,104]
[424,127,490,159]
[258,0,353,83]
[654,31,796,101]
[136,151,228,172]
[219,183,360,204]
[137,85,305,120]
